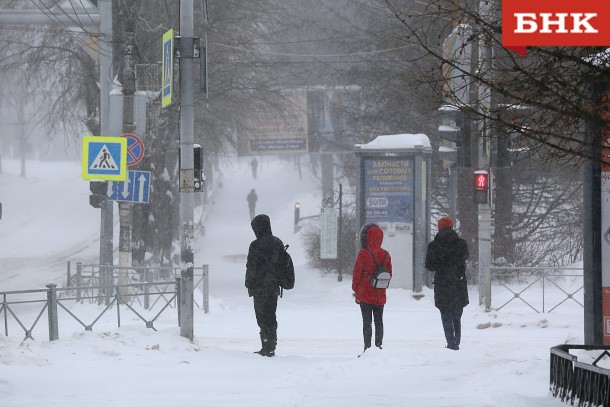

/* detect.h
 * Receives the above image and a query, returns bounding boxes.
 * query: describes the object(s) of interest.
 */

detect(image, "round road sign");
[122,133,145,166]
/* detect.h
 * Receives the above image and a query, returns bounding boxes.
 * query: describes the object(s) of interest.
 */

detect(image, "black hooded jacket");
[425,228,469,310]
[245,214,285,297]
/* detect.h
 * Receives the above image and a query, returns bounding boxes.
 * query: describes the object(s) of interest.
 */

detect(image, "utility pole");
[99,0,114,302]
[117,10,137,285]
[476,171,492,311]
[477,0,493,311]
[178,0,196,341]
[583,83,607,345]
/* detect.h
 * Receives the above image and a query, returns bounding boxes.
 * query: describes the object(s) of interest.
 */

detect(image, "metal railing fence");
[67,263,209,313]
[490,266,583,313]
[0,279,190,342]
[2,262,212,342]
[550,344,610,406]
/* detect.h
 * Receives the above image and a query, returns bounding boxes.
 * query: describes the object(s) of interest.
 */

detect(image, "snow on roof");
[355,133,431,151]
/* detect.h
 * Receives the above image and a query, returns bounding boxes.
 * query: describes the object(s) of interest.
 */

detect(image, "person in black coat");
[425,216,469,350]
[247,189,257,220]
[245,214,285,357]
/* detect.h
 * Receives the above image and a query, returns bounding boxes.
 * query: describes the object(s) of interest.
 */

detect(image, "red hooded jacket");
[351,226,392,306]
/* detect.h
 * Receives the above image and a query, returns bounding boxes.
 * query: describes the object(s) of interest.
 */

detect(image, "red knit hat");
[438,216,453,231]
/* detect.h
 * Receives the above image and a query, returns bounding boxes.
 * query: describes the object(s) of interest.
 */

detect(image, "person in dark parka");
[425,216,469,350]
[352,223,392,353]
[245,214,286,357]
[247,189,257,220]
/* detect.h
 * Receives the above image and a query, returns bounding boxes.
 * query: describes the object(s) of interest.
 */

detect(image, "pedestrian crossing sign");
[161,29,173,108]
[82,136,128,181]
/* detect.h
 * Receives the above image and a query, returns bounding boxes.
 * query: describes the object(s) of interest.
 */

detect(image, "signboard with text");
[363,158,414,225]
[247,90,308,155]
[502,0,610,56]
[320,207,338,259]
[361,156,416,291]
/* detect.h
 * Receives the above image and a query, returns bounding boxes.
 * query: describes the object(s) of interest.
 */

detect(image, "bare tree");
[373,0,601,265]
[376,0,610,162]
[2,0,591,268]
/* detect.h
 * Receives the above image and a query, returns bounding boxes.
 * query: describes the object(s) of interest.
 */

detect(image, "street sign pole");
[117,12,139,292]
[478,203,492,311]
[98,0,114,304]
[179,0,195,341]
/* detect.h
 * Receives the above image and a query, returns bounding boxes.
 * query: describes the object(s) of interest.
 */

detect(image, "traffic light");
[179,145,206,191]
[194,144,205,192]
[474,170,489,204]
[89,181,107,208]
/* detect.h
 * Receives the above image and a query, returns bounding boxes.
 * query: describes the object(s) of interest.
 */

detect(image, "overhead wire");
[23,0,114,60]
[213,42,415,59]
[11,2,412,64]
[4,2,418,78]
[75,0,97,27]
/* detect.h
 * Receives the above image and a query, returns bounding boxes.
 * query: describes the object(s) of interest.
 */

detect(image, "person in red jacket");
[352,223,392,353]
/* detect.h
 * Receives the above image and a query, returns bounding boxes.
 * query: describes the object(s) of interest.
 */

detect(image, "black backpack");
[278,244,295,291]
[364,248,391,289]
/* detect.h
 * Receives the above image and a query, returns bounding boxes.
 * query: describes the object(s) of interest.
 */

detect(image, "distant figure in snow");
[425,216,469,351]
[245,214,287,357]
[250,158,259,179]
[247,189,257,220]
[352,223,392,355]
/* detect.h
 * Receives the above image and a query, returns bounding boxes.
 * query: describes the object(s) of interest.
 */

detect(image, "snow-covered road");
[0,156,574,406]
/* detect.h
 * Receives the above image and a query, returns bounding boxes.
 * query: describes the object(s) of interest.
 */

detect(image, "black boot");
[267,334,277,357]
[254,349,275,357]
[254,336,275,357]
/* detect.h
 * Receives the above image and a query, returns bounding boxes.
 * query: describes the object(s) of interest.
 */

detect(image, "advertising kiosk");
[354,134,432,294]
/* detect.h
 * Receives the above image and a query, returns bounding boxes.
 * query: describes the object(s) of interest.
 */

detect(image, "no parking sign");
[122,133,145,166]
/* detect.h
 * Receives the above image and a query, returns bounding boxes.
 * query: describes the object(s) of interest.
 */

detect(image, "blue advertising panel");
[363,158,414,224]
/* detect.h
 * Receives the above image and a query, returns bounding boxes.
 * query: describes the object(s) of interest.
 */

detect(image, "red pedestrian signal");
[475,172,489,190]
[474,170,490,204]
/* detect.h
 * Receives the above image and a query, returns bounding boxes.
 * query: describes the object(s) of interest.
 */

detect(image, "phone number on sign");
[366,209,388,218]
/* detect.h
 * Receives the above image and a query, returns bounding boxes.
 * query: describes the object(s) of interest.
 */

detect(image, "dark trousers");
[439,307,463,349]
[253,295,278,351]
[359,302,384,348]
